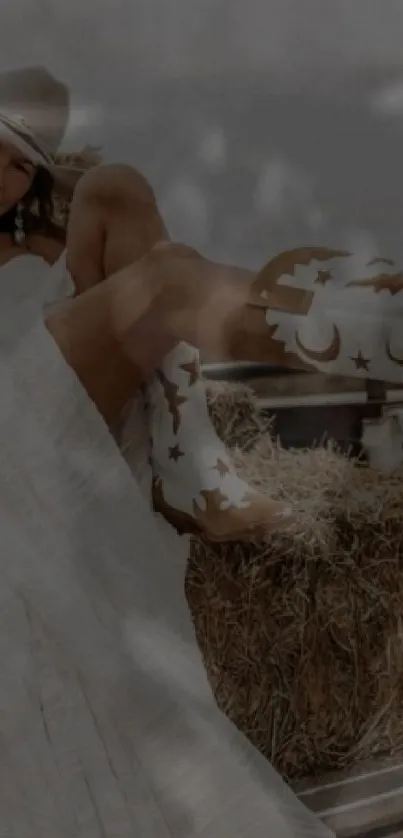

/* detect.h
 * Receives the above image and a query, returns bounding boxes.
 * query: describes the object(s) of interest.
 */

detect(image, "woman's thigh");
[45,275,174,427]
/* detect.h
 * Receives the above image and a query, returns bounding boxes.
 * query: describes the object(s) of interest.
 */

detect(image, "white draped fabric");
[0,253,333,836]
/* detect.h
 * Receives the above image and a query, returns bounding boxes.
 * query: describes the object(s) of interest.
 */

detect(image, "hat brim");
[0,118,50,166]
[0,118,86,197]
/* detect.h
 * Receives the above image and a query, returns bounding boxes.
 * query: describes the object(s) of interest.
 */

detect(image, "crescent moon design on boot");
[386,339,403,367]
[295,324,341,364]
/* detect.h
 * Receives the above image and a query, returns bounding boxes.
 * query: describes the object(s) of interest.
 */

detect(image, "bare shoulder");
[73,163,157,207]
[26,233,65,266]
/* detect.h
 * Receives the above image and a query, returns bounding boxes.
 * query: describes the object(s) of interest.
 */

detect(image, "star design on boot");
[212,457,230,477]
[315,269,333,286]
[350,350,370,371]
[169,444,185,462]
[179,357,200,386]
[156,370,188,434]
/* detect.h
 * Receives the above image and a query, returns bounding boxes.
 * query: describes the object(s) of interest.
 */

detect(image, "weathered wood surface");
[297,754,403,837]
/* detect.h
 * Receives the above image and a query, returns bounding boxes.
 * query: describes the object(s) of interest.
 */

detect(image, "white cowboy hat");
[0,65,87,195]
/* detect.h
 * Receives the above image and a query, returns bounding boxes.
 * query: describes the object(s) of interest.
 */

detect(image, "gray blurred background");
[3,0,403,267]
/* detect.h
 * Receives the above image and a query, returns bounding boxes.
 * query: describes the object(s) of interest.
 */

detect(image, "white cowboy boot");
[145,342,292,541]
[248,247,403,383]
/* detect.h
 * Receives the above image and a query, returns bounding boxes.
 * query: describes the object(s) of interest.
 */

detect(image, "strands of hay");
[206,380,275,450]
[186,382,403,785]
[52,147,102,227]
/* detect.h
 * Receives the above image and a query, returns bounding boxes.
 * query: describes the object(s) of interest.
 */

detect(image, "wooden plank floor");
[297,755,403,837]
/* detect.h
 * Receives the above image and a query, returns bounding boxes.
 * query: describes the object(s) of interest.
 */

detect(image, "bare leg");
[63,171,403,388]
[47,165,176,425]
[150,245,403,385]
[45,263,177,426]
[46,167,293,540]
[46,179,403,544]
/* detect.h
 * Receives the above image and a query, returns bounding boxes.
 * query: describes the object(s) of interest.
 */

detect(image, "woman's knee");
[70,163,167,279]
[73,163,158,211]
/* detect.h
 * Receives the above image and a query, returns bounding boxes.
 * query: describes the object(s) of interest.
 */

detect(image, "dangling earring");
[14,202,25,245]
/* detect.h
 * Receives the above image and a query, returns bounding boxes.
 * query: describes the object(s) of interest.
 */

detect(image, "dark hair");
[0,165,65,241]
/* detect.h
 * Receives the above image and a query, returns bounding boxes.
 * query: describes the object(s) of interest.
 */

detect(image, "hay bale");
[206,380,274,450]
[186,382,403,785]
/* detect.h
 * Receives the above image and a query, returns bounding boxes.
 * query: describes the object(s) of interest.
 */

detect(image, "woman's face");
[0,140,36,217]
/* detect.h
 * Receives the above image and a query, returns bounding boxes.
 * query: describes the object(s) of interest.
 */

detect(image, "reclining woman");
[0,65,340,838]
[7,68,402,546]
[6,60,402,838]
[2,66,298,541]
